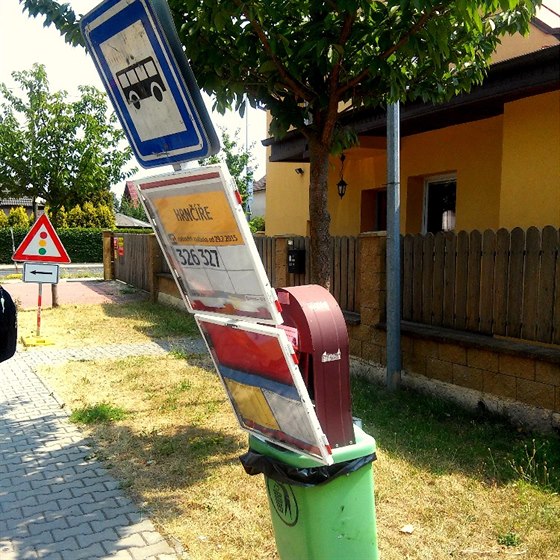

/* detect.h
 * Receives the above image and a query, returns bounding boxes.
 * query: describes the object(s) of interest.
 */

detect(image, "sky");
[0,0,268,198]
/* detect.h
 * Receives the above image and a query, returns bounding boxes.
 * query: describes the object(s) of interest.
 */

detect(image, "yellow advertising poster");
[135,164,283,324]
[224,378,280,431]
[153,191,242,246]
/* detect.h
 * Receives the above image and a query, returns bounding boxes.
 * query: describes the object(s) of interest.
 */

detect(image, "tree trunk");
[307,137,332,290]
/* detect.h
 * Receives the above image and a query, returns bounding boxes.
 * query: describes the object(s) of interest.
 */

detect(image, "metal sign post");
[36,284,43,338]
[386,102,402,391]
[13,217,69,346]
[22,263,60,339]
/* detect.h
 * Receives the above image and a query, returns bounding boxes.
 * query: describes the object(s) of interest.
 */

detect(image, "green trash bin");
[242,424,378,560]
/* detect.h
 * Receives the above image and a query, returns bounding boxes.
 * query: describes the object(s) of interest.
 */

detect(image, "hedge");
[0,227,105,264]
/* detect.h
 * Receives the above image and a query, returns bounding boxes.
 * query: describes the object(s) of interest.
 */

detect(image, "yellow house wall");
[499,91,560,229]
[328,117,507,235]
[402,117,504,232]
[265,96,559,236]
[328,151,386,236]
[265,159,310,236]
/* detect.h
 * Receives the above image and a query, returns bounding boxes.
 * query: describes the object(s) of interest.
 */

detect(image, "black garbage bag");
[240,449,376,488]
[0,286,17,363]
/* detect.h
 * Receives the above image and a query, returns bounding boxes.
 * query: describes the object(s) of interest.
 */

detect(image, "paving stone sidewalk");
[0,338,206,560]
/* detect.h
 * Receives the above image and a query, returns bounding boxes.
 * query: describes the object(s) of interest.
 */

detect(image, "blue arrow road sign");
[81,0,220,168]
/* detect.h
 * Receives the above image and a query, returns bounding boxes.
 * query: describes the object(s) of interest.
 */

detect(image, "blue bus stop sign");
[81,0,220,168]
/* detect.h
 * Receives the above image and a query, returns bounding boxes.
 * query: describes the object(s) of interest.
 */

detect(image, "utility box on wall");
[287,248,305,274]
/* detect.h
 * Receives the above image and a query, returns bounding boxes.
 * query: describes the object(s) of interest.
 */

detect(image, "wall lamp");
[295,167,305,175]
[337,153,348,199]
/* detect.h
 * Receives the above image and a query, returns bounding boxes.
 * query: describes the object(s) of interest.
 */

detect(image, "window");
[423,175,456,233]
[360,188,387,232]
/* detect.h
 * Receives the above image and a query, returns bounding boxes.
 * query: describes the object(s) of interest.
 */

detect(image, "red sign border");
[12,214,71,263]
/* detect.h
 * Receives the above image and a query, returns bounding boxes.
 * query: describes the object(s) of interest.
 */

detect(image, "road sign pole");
[37,283,43,337]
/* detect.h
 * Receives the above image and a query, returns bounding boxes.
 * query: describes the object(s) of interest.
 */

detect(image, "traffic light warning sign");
[12,214,71,263]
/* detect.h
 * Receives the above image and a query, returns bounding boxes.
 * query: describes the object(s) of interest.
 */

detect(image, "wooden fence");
[253,236,360,313]
[402,226,560,345]
[113,233,152,292]
[253,235,276,285]
[112,227,559,346]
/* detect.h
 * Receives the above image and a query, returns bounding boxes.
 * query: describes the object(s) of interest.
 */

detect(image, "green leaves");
[20,0,85,47]
[0,63,133,215]
[198,127,255,209]
[16,0,539,152]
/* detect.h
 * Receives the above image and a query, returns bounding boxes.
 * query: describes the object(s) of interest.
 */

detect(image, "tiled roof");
[253,176,266,192]
[124,181,140,204]
[115,212,151,228]
[0,197,38,207]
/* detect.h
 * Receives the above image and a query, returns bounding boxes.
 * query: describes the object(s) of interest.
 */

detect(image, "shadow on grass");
[351,374,560,492]
[0,391,242,559]
[100,300,200,339]
[83,419,245,517]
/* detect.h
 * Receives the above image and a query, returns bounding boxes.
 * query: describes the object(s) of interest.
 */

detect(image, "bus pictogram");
[116,56,166,109]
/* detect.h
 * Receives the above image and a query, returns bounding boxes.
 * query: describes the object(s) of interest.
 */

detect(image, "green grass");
[35,301,560,560]
[60,271,103,280]
[351,374,560,493]
[102,301,200,338]
[70,402,128,424]
[497,531,521,547]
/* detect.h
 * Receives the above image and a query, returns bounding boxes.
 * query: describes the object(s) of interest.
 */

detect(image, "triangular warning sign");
[12,214,71,263]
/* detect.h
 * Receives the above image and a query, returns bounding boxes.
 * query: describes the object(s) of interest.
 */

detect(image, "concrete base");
[21,336,55,347]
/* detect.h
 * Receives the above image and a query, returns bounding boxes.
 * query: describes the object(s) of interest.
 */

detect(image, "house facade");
[250,175,266,218]
[264,7,560,237]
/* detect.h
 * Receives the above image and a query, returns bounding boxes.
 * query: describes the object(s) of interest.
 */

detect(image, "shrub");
[67,205,86,227]
[58,228,104,262]
[249,215,265,233]
[0,227,104,263]
[7,207,30,229]
[0,226,27,262]
[96,204,116,229]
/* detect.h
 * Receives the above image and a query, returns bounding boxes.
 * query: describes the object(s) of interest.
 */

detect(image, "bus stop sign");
[81,0,219,168]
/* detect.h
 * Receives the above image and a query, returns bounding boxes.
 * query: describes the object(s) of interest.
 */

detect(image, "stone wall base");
[351,357,560,434]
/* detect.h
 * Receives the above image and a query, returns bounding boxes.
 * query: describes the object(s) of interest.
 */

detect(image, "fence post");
[356,232,387,362]
[148,234,162,303]
[275,236,290,288]
[102,230,114,280]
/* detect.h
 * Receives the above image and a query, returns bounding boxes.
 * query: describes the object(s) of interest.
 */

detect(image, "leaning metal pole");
[386,102,402,390]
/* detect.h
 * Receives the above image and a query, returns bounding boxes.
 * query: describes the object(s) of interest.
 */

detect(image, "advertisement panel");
[135,165,282,324]
[196,314,333,465]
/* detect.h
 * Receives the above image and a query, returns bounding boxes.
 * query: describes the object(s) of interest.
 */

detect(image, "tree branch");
[322,11,356,145]
[233,0,314,102]
[338,4,447,97]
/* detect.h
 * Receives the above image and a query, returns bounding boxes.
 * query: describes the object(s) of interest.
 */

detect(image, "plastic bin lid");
[249,424,375,469]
